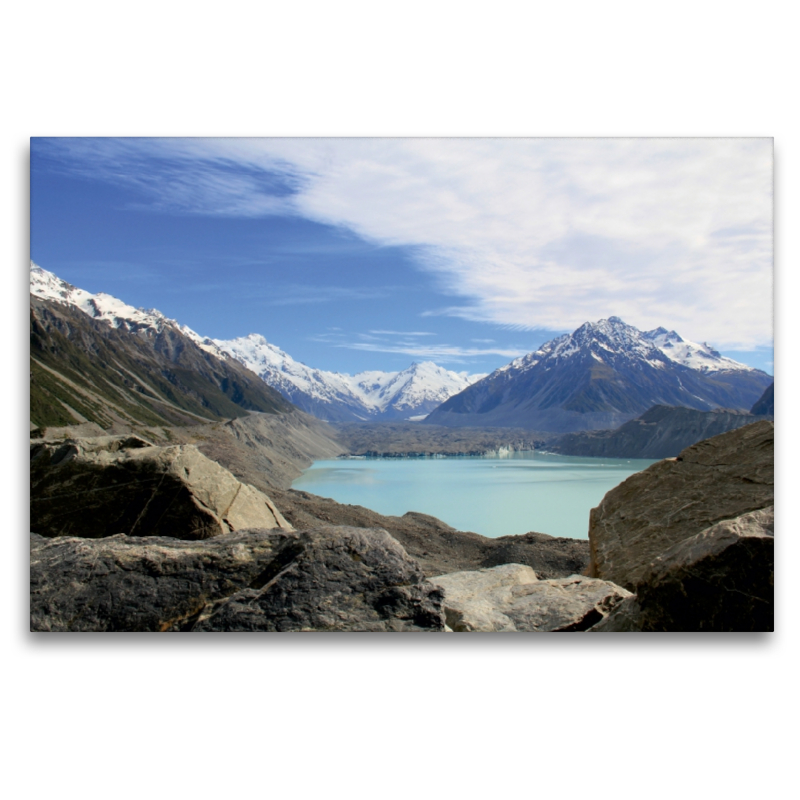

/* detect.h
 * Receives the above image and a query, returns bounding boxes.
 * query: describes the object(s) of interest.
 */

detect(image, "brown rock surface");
[591,507,774,631]
[588,421,773,590]
[30,435,292,540]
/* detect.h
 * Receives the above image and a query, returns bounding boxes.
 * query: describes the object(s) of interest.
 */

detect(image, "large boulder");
[30,435,291,540]
[30,525,446,632]
[590,507,774,631]
[429,564,632,631]
[588,421,773,590]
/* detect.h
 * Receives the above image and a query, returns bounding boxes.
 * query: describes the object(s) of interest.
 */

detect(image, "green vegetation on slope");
[29,297,293,430]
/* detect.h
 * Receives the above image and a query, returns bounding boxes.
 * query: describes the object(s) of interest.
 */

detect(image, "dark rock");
[588,421,773,590]
[30,526,446,632]
[478,532,590,577]
[586,596,644,632]
[30,435,291,540]
[591,507,774,631]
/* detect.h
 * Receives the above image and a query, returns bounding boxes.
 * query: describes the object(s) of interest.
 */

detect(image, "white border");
[4,3,795,797]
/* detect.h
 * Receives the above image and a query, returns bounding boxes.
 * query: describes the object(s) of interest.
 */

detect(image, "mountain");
[750,382,774,415]
[549,405,769,459]
[30,262,228,358]
[425,317,773,433]
[30,263,485,423]
[30,294,293,431]
[215,333,485,422]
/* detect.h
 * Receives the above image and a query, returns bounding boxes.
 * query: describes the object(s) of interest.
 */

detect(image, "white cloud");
[40,137,773,349]
[336,341,527,361]
[309,328,523,361]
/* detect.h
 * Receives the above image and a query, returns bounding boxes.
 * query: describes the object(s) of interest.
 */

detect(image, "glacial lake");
[291,452,658,539]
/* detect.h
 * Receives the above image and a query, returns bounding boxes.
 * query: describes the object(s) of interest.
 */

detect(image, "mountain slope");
[214,333,486,422]
[30,261,227,358]
[31,262,484,423]
[750,382,774,415]
[425,317,772,432]
[30,295,293,431]
[550,405,769,459]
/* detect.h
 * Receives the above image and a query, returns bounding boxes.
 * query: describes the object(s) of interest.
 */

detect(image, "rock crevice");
[30,526,446,632]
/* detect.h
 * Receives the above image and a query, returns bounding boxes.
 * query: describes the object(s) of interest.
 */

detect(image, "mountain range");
[213,333,485,421]
[30,264,772,435]
[30,262,484,422]
[425,316,772,432]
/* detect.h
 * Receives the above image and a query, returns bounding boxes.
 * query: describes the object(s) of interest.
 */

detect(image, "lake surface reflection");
[291,451,657,539]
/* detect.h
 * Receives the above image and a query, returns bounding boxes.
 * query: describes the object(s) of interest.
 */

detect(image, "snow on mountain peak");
[212,331,486,418]
[30,261,226,358]
[494,316,754,379]
[33,263,753,423]
[641,326,745,373]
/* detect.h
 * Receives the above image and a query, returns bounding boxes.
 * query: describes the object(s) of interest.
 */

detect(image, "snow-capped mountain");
[30,261,227,359]
[426,316,772,433]
[214,333,485,421]
[640,326,750,373]
[29,262,484,422]
[494,317,756,377]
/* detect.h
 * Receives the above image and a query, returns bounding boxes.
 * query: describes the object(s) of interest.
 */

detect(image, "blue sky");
[30,137,774,375]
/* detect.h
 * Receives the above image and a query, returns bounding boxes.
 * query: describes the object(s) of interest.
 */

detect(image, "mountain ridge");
[549,404,770,459]
[30,294,293,431]
[30,262,485,422]
[425,316,772,432]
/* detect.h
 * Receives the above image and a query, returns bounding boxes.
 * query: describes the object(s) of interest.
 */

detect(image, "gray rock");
[586,596,644,632]
[30,526,446,632]
[30,435,291,540]
[591,507,774,631]
[588,421,773,590]
[430,564,632,631]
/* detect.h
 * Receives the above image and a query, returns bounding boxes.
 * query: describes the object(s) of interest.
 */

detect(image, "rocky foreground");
[29,421,774,632]
[30,527,446,632]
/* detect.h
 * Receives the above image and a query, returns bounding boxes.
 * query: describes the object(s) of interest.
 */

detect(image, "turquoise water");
[291,451,657,539]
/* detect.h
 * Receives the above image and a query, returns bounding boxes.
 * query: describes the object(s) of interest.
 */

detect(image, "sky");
[30,137,774,375]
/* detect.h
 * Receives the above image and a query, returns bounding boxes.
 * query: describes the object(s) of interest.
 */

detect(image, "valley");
[28,261,775,632]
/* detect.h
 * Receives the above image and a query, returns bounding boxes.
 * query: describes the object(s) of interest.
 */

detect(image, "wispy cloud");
[369,329,436,336]
[33,138,301,218]
[309,328,525,361]
[36,137,773,349]
[336,341,527,361]
[260,284,393,306]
